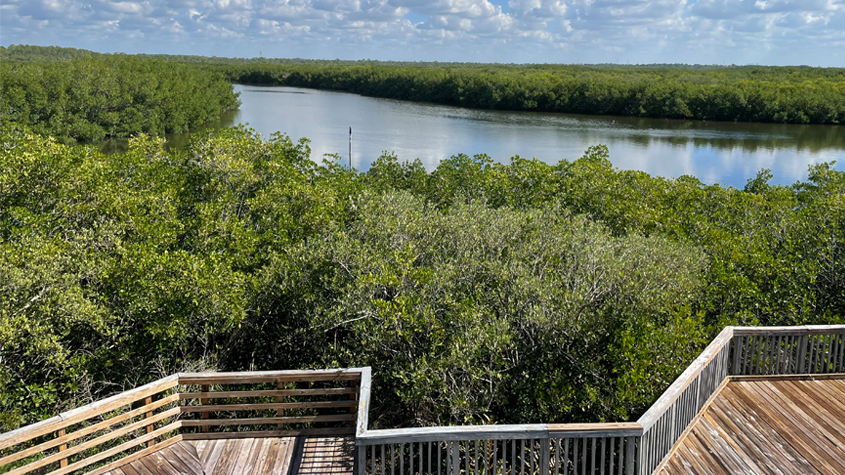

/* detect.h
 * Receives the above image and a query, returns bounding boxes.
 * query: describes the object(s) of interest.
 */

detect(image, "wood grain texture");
[105,437,353,475]
[657,376,845,475]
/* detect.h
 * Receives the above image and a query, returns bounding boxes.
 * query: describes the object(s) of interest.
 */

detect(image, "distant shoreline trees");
[208,63,845,125]
[3,44,843,129]
[0,55,240,143]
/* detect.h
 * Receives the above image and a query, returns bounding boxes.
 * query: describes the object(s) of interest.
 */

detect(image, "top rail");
[732,324,845,336]
[4,325,844,475]
[356,367,372,438]
[178,368,365,385]
[636,326,734,431]
[0,374,179,451]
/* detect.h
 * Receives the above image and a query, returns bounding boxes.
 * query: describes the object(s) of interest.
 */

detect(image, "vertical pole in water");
[349,126,353,169]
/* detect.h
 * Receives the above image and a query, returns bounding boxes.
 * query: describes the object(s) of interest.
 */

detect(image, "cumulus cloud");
[1,0,843,64]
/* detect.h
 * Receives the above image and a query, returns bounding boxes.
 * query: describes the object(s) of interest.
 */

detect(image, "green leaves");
[1,123,843,433]
[0,56,239,143]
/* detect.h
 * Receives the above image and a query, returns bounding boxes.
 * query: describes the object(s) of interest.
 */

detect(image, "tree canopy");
[0,56,239,143]
[2,125,843,433]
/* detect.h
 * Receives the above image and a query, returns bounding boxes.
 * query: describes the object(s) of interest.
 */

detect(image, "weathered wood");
[180,401,358,413]
[0,375,178,450]
[657,376,845,475]
[356,366,371,437]
[180,428,355,440]
[0,394,179,468]
[200,384,210,434]
[42,422,180,475]
[84,436,183,475]
[181,414,356,427]
[732,325,845,336]
[547,423,643,438]
[356,424,549,445]
[178,387,357,399]
[638,326,734,430]
[177,369,364,385]
[7,410,181,475]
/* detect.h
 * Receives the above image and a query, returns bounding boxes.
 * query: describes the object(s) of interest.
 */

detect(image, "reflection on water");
[98,85,845,187]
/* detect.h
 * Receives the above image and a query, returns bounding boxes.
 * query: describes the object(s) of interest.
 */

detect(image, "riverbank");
[205,63,845,125]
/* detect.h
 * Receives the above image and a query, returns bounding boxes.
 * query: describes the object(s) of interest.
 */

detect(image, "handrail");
[636,326,734,431]
[3,326,844,475]
[0,375,179,451]
[1,369,366,475]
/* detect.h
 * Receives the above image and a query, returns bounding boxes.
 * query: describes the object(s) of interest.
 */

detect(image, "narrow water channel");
[102,85,845,188]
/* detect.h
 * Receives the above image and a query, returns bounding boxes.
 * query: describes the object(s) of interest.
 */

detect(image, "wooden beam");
[356,367,371,437]
[179,401,358,413]
[0,394,179,468]
[178,387,357,399]
[181,414,356,427]
[180,427,355,440]
[356,424,550,445]
[177,369,364,385]
[0,375,178,451]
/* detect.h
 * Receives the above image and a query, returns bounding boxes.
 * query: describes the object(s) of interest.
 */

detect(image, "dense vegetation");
[4,45,845,126]
[2,124,843,433]
[209,63,845,124]
[0,55,239,143]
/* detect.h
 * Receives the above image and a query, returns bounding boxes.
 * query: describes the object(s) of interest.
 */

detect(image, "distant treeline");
[4,45,845,126]
[0,55,239,142]
[209,64,845,125]
[0,44,748,68]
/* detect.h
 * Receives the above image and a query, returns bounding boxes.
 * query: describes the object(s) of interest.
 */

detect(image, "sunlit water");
[102,84,845,187]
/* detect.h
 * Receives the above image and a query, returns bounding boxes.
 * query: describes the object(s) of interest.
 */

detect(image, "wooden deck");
[658,375,845,475]
[102,437,354,475]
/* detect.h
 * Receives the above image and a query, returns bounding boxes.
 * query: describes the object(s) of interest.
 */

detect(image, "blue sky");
[2,0,844,65]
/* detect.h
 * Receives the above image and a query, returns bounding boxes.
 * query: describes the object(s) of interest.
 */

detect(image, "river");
[107,84,845,188]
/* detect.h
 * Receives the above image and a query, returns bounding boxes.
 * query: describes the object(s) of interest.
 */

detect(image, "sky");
[1,0,844,65]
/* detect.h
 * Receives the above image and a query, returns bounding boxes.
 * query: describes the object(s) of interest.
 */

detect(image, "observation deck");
[2,325,844,475]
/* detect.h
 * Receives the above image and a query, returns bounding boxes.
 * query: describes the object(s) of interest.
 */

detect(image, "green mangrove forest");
[211,63,845,125]
[0,54,239,143]
[1,45,844,435]
[1,123,844,433]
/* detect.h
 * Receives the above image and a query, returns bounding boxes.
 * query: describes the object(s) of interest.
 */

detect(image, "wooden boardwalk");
[658,375,845,475]
[102,437,354,475]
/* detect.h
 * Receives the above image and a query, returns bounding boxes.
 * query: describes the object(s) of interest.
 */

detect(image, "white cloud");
[1,0,844,65]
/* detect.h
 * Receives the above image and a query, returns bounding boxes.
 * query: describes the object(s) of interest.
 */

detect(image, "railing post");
[625,437,635,475]
[357,444,367,475]
[144,396,155,447]
[200,384,210,432]
[797,335,808,374]
[540,439,550,475]
[452,440,460,475]
[277,380,285,429]
[731,336,742,375]
[58,428,68,468]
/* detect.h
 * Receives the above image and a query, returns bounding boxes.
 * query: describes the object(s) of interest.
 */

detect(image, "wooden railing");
[731,325,845,375]
[356,424,642,475]
[635,324,845,475]
[0,375,181,475]
[354,324,845,475]
[0,368,368,475]
[633,327,732,475]
[3,326,844,475]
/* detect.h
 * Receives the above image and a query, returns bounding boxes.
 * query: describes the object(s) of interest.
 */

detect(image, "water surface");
[111,85,845,187]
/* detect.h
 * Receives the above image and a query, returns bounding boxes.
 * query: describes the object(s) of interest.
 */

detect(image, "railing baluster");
[58,428,68,468]
[200,384,210,433]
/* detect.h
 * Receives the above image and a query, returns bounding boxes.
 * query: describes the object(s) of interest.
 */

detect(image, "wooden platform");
[658,375,845,475]
[103,437,354,475]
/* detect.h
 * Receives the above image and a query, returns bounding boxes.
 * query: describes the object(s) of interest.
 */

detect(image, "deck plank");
[659,376,845,475]
[106,436,354,475]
